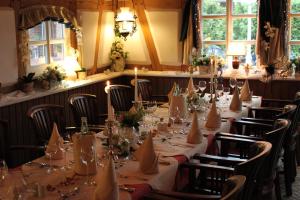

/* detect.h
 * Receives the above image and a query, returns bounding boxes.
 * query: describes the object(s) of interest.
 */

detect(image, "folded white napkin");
[94,156,119,200]
[187,112,203,144]
[134,132,159,174]
[230,87,242,111]
[187,77,194,95]
[169,95,187,120]
[168,83,177,104]
[45,123,64,160]
[240,79,252,101]
[205,100,221,129]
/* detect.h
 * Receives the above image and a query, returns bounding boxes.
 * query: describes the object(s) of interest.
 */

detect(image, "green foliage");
[19,73,35,83]
[118,107,144,130]
[38,66,66,82]
[110,37,128,62]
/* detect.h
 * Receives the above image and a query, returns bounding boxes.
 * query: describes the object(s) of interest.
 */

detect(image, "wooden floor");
[282,167,300,200]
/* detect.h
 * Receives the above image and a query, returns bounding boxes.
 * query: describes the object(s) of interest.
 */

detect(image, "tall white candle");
[106,81,113,120]
[210,59,214,96]
[134,67,138,102]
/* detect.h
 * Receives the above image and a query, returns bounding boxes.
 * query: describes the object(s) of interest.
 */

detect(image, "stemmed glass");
[0,159,8,185]
[62,134,73,170]
[80,146,96,185]
[223,87,230,103]
[229,77,237,93]
[216,83,224,98]
[44,144,58,174]
[237,81,244,91]
[198,81,207,95]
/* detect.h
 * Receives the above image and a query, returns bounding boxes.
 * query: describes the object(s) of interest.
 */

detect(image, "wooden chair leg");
[284,152,293,196]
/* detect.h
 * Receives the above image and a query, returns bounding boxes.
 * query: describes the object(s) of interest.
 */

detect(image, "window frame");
[28,21,66,69]
[201,0,257,64]
[288,0,300,59]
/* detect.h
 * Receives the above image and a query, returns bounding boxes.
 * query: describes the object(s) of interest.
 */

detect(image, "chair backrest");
[221,175,246,200]
[0,120,8,161]
[137,79,152,101]
[260,119,290,178]
[234,141,272,200]
[68,93,99,126]
[109,84,133,112]
[27,104,65,145]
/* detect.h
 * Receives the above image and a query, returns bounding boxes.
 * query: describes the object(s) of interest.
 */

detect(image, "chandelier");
[114,0,137,40]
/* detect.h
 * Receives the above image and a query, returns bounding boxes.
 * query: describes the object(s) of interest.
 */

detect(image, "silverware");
[119,185,136,193]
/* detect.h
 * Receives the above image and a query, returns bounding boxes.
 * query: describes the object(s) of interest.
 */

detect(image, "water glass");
[237,81,244,91]
[0,160,8,184]
[229,77,237,92]
[198,81,207,93]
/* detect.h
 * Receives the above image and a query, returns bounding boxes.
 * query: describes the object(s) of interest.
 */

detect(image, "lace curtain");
[17,5,79,76]
[256,0,288,66]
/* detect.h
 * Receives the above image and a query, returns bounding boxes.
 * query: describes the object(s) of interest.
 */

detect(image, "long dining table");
[0,95,261,200]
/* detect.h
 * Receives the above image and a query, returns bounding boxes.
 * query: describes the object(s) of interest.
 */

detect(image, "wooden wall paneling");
[0,0,11,7]
[134,0,161,70]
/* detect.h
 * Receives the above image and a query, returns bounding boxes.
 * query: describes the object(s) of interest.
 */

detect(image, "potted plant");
[110,37,128,72]
[38,66,66,90]
[76,67,87,80]
[18,73,35,93]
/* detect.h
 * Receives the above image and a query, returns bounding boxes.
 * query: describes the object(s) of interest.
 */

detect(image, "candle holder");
[106,119,118,161]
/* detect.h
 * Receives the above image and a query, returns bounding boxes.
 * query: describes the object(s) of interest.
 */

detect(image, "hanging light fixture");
[114,0,137,40]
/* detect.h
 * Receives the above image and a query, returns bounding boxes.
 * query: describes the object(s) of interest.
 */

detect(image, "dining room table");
[0,94,262,200]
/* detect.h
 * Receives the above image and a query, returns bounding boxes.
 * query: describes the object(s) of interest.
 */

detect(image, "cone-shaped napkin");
[205,100,221,129]
[169,95,187,120]
[94,156,119,200]
[187,77,194,95]
[230,87,242,111]
[46,123,64,160]
[133,132,159,174]
[138,93,143,102]
[240,79,251,101]
[187,112,203,144]
[168,83,177,104]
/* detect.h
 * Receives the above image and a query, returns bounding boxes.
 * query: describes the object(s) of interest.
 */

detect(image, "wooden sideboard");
[1,71,299,167]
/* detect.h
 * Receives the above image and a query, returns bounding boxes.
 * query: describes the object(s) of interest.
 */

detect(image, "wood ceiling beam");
[134,0,161,70]
[92,0,105,74]
[77,0,184,11]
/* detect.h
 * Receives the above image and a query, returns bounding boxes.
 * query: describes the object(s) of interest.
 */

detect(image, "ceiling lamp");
[114,2,137,40]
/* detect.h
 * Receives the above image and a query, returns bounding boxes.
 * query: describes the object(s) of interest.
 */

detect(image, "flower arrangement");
[117,107,144,130]
[110,37,128,72]
[38,66,66,89]
[186,93,206,111]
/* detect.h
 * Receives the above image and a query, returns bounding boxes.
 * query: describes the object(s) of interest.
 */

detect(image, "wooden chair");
[68,93,105,130]
[27,104,66,145]
[0,120,8,161]
[136,79,167,103]
[109,84,133,112]
[244,103,298,197]
[214,119,289,200]
[186,141,271,200]
[143,175,246,200]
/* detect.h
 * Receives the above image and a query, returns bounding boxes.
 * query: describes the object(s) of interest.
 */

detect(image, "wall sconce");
[114,1,137,40]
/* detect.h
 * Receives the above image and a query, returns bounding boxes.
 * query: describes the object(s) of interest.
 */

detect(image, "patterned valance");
[18,5,79,30]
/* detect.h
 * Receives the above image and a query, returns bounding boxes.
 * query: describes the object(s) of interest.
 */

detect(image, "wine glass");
[237,81,244,91]
[80,146,96,185]
[216,83,224,98]
[44,144,58,174]
[223,87,230,101]
[198,81,207,93]
[0,159,8,184]
[229,77,237,93]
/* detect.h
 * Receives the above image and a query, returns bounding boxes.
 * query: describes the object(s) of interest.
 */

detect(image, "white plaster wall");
[79,9,182,69]
[146,10,182,66]
[78,11,99,69]
[0,8,18,85]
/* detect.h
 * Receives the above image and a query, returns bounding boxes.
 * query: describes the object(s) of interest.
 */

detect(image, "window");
[289,0,300,59]
[28,21,66,67]
[201,0,257,65]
